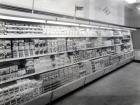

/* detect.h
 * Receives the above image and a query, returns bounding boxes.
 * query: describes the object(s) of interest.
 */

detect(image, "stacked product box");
[103,56,111,67]
[0,59,35,83]
[0,40,12,59]
[78,63,87,78]
[114,38,122,44]
[113,30,123,36]
[34,39,47,55]
[39,61,93,93]
[110,54,120,65]
[25,59,35,74]
[47,38,66,53]
[12,39,35,58]
[0,38,124,61]
[103,39,114,46]
[5,22,43,35]
[115,45,122,54]
[0,21,6,35]
[94,58,104,71]
[0,64,18,83]
[0,79,42,105]
[57,38,66,52]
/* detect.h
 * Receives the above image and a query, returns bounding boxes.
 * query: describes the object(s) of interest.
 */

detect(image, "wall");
[124,4,140,60]
[0,0,33,9]
[34,0,90,18]
[89,0,125,25]
[124,4,140,27]
[0,0,127,25]
[0,0,90,18]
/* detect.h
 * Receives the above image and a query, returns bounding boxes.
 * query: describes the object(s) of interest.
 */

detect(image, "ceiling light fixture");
[0,15,46,23]
[47,20,79,26]
[79,24,99,28]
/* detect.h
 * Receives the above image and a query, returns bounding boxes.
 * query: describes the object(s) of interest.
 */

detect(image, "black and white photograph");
[0,0,139,105]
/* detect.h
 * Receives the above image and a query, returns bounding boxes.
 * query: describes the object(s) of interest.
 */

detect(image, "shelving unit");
[0,12,135,105]
[0,44,123,63]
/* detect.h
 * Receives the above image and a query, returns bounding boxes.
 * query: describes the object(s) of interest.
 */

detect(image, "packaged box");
[35,48,40,55]
[12,41,18,51]
[29,49,34,56]
[18,40,25,51]
[18,69,26,76]
[0,67,10,75]
[34,39,39,48]
[4,40,11,49]
[24,42,30,50]
[24,49,30,57]
[39,47,44,55]
[25,65,35,74]
[10,65,18,73]
[0,49,5,59]
[29,41,35,50]
[12,51,19,58]
[43,47,48,54]
[5,49,12,58]
[25,59,34,67]
[0,40,5,49]
[19,50,25,58]
[47,40,52,53]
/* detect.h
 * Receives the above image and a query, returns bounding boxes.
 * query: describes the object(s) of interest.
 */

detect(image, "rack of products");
[0,17,134,105]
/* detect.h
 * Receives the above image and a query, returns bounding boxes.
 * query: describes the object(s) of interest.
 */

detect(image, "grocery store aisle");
[51,62,140,105]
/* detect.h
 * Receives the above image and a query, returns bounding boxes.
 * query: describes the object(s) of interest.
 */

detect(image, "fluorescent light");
[123,27,136,31]
[98,26,113,30]
[47,20,79,26]
[0,15,46,23]
[125,0,136,4]
[80,24,99,28]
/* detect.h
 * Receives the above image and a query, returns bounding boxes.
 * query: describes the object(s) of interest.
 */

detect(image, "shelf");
[52,76,85,101]
[119,50,133,55]
[0,51,68,63]
[0,53,116,85]
[51,56,134,103]
[19,55,134,105]
[0,45,116,63]
[0,51,133,85]
[0,50,133,85]
[21,91,52,105]
[0,34,124,38]
[5,25,42,29]
[84,70,104,84]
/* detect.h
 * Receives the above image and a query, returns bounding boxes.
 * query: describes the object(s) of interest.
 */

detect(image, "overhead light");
[124,27,136,31]
[47,20,79,26]
[99,26,113,30]
[125,0,136,4]
[79,24,99,28]
[0,15,46,23]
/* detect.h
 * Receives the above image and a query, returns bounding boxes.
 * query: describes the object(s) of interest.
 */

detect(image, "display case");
[0,12,135,105]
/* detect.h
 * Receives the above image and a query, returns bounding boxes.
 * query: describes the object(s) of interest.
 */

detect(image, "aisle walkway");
[52,62,140,105]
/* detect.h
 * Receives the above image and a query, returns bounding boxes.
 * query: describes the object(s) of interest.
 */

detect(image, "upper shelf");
[0,34,124,38]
